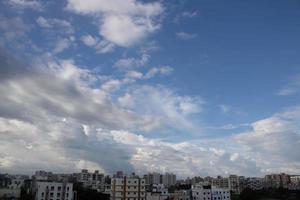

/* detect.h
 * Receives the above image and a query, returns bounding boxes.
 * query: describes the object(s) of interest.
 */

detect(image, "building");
[191,184,231,200]
[212,176,229,189]
[211,187,230,200]
[33,181,74,200]
[228,175,240,194]
[289,175,300,190]
[264,173,290,189]
[146,192,168,200]
[162,173,176,187]
[145,173,161,185]
[174,190,190,200]
[242,177,263,190]
[110,173,146,200]
[75,169,105,191]
[191,186,211,200]
[0,178,23,200]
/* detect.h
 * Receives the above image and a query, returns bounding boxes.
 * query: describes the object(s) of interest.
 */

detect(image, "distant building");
[145,173,161,185]
[212,176,229,189]
[75,169,105,191]
[228,175,241,194]
[242,177,263,190]
[174,190,190,200]
[110,173,146,200]
[264,173,290,189]
[162,173,176,187]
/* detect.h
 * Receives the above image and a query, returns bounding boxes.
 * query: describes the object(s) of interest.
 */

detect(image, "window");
[58,186,61,191]
[50,192,54,197]
[51,186,54,191]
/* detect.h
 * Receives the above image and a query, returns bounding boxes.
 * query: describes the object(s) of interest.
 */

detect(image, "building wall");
[35,181,73,200]
[110,176,146,200]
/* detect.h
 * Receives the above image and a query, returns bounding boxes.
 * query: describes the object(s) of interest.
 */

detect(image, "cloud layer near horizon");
[0,49,299,177]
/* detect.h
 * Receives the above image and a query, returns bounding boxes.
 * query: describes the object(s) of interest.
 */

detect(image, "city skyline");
[0,0,300,177]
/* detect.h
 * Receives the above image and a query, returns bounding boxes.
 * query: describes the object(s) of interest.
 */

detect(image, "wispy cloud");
[176,32,198,40]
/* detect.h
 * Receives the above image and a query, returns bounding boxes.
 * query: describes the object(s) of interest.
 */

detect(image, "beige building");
[110,174,146,200]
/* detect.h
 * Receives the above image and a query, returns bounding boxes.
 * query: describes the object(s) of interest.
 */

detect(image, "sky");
[0,0,300,178]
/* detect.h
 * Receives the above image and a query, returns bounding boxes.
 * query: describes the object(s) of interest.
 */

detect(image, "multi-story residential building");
[174,190,190,200]
[228,175,241,194]
[290,175,300,184]
[151,184,168,195]
[110,173,146,200]
[212,176,229,189]
[191,184,231,200]
[289,175,300,190]
[211,187,230,200]
[264,173,290,189]
[242,177,263,191]
[162,173,176,187]
[146,192,168,200]
[145,173,161,185]
[75,169,105,191]
[191,186,211,200]
[0,178,23,199]
[33,181,74,200]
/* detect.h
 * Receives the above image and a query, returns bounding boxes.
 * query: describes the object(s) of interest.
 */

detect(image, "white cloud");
[114,53,150,69]
[0,16,29,40]
[173,11,198,23]
[80,34,115,54]
[53,38,71,54]
[176,32,198,40]
[81,34,98,46]
[101,79,122,91]
[6,0,42,11]
[144,66,173,79]
[277,74,300,96]
[1,50,299,177]
[66,0,164,47]
[36,16,74,34]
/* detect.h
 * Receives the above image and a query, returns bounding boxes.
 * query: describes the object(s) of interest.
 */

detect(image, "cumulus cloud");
[234,108,300,174]
[66,0,164,47]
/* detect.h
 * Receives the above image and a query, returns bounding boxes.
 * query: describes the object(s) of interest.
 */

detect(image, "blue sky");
[0,0,300,177]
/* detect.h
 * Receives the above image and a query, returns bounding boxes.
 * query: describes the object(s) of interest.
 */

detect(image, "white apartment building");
[211,187,230,200]
[290,175,300,184]
[110,174,146,200]
[152,184,168,195]
[162,173,176,187]
[34,181,74,200]
[191,184,231,200]
[191,187,211,200]
[174,190,190,200]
